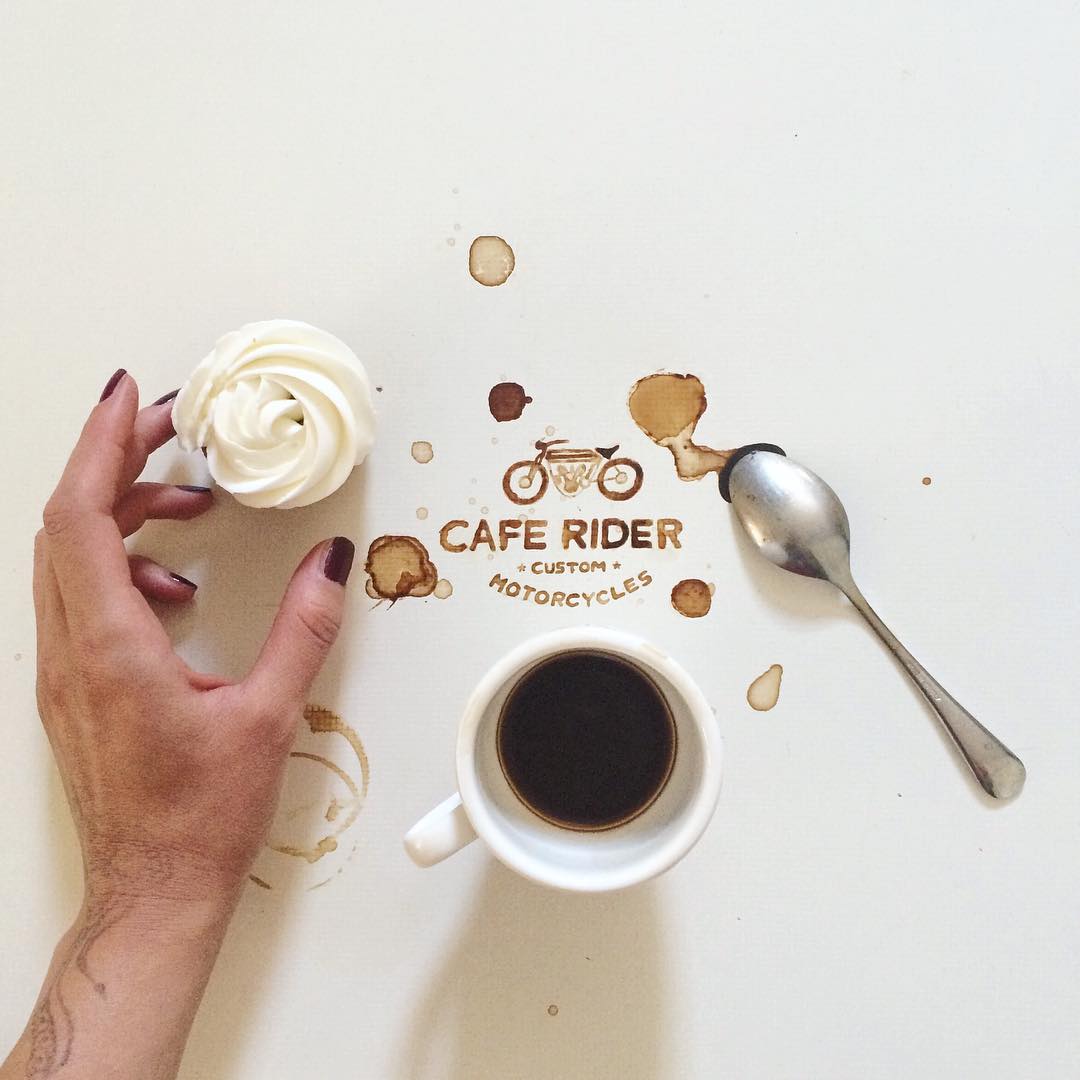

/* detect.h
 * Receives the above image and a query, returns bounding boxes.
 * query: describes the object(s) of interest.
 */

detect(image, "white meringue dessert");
[173,320,376,509]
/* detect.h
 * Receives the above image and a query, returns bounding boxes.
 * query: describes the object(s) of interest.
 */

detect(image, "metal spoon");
[728,450,1025,799]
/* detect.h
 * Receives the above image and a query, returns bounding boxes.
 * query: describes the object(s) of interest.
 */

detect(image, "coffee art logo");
[501,437,643,504]
[361,372,752,617]
[429,430,682,610]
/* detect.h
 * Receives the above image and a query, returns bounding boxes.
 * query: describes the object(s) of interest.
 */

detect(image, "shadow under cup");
[458,633,721,892]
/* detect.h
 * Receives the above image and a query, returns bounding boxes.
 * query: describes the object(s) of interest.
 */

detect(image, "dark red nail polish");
[153,388,180,406]
[177,485,212,494]
[99,369,127,402]
[169,572,197,590]
[323,537,355,585]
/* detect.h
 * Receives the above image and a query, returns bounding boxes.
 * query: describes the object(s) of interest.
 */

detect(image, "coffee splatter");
[259,707,370,881]
[365,535,439,600]
[547,1005,559,1017]
[488,382,533,422]
[416,507,429,520]
[469,235,515,286]
[671,579,712,618]
[922,476,932,486]
[628,373,732,481]
[411,441,434,464]
[248,874,272,890]
[434,579,453,599]
[747,665,783,711]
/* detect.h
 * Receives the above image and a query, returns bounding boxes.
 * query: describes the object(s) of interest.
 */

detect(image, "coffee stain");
[446,237,456,247]
[671,578,712,618]
[547,1005,559,1017]
[434,579,453,599]
[747,664,783,711]
[411,441,434,464]
[489,382,533,422]
[922,476,932,486]
[469,235,515,286]
[271,835,339,864]
[260,706,370,879]
[708,582,716,596]
[365,577,379,600]
[416,507,429,520]
[365,535,439,600]
[629,373,732,481]
[545,425,556,436]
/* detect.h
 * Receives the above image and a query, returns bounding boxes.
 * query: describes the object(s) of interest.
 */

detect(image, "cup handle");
[404,793,478,867]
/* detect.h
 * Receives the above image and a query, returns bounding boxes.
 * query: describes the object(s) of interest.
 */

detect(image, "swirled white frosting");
[173,320,375,509]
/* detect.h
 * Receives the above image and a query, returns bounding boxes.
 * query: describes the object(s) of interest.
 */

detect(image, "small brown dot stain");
[416,507,429,520]
[547,1005,559,1017]
[545,425,556,436]
[411,441,434,464]
[434,579,453,599]
[708,582,716,596]
[468,497,476,505]
[922,476,932,486]
[446,237,456,247]
[747,664,783,711]
[13,653,21,661]
[248,874,272,890]
[481,506,489,515]
[671,579,712,618]
[375,386,383,392]
[487,553,494,561]
[488,382,533,422]
[469,235,515,286]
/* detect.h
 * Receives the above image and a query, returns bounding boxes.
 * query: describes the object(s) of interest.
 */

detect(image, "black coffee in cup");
[496,650,677,831]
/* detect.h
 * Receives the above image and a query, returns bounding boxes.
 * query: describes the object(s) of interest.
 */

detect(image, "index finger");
[42,370,151,630]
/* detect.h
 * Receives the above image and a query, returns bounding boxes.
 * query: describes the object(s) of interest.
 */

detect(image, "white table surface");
[2,3,1079,1077]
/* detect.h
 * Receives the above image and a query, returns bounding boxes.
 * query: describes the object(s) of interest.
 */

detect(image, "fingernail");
[99,368,127,402]
[153,388,180,406]
[322,537,355,585]
[177,484,212,494]
[169,572,198,590]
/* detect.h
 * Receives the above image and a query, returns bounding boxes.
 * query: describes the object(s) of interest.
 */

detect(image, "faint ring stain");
[469,235,515,286]
[411,440,434,464]
[253,706,370,884]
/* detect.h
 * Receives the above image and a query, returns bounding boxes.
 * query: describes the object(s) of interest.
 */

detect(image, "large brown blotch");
[365,535,439,600]
[628,373,707,443]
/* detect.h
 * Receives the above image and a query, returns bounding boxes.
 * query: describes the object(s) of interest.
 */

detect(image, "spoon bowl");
[728,450,1025,800]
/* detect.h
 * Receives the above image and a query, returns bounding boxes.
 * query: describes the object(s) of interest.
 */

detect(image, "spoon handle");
[840,582,1026,799]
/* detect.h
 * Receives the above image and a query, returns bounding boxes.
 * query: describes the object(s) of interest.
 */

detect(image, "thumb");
[245,537,355,706]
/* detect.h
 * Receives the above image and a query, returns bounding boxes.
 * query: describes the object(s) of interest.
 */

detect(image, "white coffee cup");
[404,627,722,892]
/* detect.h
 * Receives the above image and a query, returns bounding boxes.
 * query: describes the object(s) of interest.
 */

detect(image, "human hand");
[3,368,355,1079]
[36,368,355,912]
